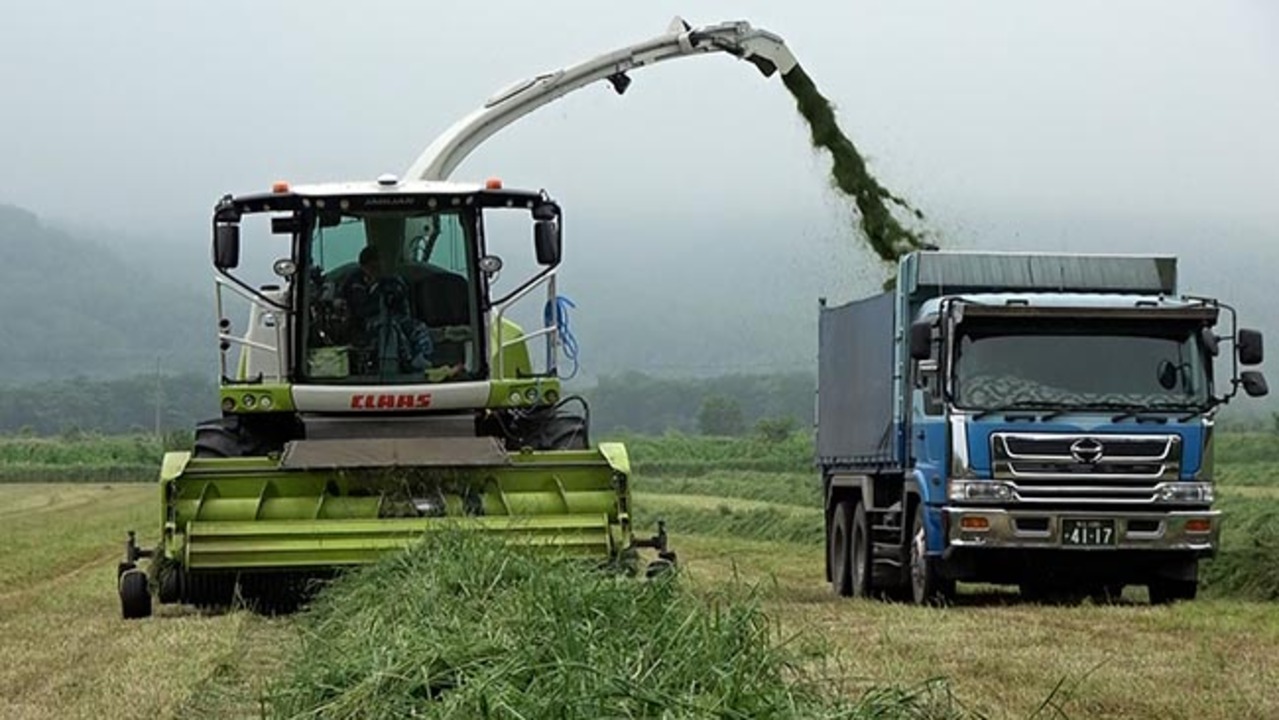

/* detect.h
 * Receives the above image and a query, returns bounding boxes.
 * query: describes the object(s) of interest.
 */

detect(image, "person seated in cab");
[341,246,463,381]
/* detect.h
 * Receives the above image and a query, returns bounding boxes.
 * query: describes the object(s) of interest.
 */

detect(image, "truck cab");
[818,251,1266,604]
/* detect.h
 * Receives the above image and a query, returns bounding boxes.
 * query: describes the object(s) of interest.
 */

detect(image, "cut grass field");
[2,432,1278,718]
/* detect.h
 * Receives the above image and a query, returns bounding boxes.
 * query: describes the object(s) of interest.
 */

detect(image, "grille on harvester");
[990,433,1181,504]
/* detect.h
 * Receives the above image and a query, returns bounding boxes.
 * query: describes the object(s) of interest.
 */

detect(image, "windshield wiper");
[1174,404,1217,423]
[1070,401,1195,424]
[970,401,1064,421]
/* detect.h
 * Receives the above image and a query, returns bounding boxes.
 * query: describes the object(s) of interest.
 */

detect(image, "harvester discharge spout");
[404,17,798,183]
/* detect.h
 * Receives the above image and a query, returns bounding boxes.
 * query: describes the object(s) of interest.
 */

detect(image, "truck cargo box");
[817,292,900,469]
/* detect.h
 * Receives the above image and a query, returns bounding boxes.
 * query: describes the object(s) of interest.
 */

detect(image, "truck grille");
[991,433,1181,504]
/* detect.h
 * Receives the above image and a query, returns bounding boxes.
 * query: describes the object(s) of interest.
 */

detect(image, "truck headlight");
[1156,482,1214,503]
[948,480,1014,502]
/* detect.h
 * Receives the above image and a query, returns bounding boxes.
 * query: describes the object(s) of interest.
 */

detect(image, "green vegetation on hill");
[0,372,217,436]
[587,371,814,436]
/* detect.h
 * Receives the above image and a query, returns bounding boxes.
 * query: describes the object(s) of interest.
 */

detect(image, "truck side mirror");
[534,220,561,266]
[1241,371,1269,397]
[214,223,241,270]
[1238,329,1263,366]
[909,321,933,361]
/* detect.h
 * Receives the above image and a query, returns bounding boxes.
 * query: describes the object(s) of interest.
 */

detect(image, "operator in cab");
[338,243,463,382]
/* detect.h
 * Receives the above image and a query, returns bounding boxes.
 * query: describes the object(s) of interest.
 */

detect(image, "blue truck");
[817,251,1268,604]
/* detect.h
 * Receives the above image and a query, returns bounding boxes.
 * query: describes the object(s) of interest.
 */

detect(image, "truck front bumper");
[943,507,1219,555]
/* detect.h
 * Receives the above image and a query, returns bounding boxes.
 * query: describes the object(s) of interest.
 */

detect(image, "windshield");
[300,209,480,384]
[952,321,1210,410]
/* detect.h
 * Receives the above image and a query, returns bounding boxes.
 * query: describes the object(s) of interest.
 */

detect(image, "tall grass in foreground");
[1201,494,1279,600]
[267,533,962,720]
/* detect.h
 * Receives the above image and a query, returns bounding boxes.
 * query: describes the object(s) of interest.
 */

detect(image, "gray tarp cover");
[817,292,899,467]
[279,437,511,470]
[910,252,1176,297]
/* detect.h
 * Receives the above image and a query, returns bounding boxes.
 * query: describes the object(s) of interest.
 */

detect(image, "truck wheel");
[1148,578,1197,605]
[849,502,872,598]
[120,568,152,619]
[829,500,854,597]
[909,504,954,606]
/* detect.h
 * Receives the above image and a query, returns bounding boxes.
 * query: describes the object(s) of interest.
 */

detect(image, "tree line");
[1,368,1272,439]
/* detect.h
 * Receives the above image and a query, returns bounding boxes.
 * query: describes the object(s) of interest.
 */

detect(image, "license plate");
[1062,519,1116,546]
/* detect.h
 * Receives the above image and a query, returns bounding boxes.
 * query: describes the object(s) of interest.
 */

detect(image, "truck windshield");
[952,321,1210,410]
[299,209,480,384]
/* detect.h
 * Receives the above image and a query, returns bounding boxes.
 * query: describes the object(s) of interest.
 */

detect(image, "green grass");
[637,470,821,507]
[1214,432,1279,467]
[1201,493,1279,600]
[638,493,824,547]
[614,431,814,476]
[265,533,958,719]
[0,433,173,484]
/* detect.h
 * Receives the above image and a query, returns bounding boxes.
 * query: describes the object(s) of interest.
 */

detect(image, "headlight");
[948,480,1014,502]
[1156,482,1214,503]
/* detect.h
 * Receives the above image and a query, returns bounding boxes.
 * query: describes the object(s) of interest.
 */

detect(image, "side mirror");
[909,321,933,361]
[1238,329,1264,366]
[213,223,241,269]
[534,220,561,266]
[1241,370,1269,398]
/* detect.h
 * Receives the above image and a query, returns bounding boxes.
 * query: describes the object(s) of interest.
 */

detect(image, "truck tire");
[849,503,873,597]
[1148,578,1197,605]
[830,500,872,598]
[909,504,955,606]
[829,500,854,597]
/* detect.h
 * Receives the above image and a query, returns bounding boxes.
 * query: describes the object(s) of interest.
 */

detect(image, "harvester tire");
[156,561,182,604]
[645,557,676,579]
[531,412,589,450]
[119,569,152,620]
[193,417,264,458]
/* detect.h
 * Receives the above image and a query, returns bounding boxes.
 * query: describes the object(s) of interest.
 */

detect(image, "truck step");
[872,542,906,564]
[871,524,902,534]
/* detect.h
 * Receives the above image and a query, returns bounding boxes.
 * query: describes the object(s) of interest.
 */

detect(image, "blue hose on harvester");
[544,295,580,380]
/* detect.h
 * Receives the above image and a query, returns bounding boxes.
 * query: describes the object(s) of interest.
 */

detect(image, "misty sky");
[3,1,1274,225]
[2,1,1277,375]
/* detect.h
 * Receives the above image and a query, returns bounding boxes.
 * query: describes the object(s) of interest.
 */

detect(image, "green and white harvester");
[117,18,797,618]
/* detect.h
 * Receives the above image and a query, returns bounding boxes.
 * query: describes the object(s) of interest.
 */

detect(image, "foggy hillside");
[0,204,213,382]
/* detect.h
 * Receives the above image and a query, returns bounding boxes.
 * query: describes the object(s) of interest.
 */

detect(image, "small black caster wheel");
[120,568,153,620]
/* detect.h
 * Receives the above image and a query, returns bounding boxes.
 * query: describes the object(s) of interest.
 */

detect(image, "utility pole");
[154,355,162,438]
